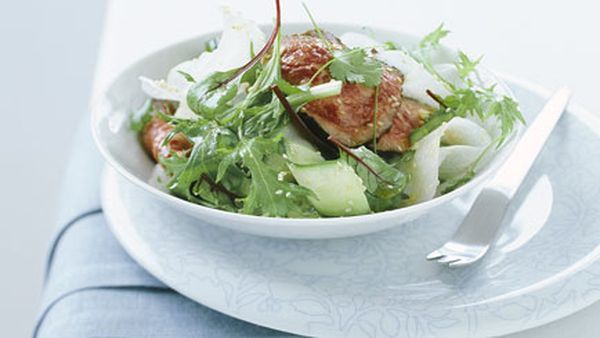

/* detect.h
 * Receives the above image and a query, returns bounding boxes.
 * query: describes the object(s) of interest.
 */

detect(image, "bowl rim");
[91,22,521,227]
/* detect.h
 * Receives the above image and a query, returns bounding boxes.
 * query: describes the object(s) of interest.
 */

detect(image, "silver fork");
[427,87,572,267]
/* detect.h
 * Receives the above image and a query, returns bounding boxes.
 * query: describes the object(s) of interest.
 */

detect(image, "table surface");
[89,0,600,337]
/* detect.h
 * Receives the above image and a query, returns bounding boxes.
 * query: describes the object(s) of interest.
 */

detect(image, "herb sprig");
[302,3,383,89]
[329,48,383,88]
[419,24,450,49]
[410,24,525,146]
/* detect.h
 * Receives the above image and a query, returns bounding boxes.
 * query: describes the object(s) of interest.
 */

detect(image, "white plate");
[102,76,600,337]
[92,24,519,239]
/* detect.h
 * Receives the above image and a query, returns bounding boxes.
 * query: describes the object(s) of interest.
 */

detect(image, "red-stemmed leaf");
[271,85,338,158]
[328,136,391,185]
[217,0,282,89]
[426,89,448,109]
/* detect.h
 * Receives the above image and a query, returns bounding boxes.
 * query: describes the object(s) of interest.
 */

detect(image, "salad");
[131,0,524,218]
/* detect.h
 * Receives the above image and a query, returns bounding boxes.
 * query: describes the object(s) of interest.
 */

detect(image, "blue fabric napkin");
[34,115,295,338]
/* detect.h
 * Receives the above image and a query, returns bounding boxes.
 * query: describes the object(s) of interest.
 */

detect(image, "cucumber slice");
[289,161,371,216]
[284,127,324,165]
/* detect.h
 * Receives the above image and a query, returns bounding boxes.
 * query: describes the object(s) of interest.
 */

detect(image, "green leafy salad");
[131,1,524,218]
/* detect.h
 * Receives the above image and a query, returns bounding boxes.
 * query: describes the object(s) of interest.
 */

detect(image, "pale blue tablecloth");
[34,116,295,337]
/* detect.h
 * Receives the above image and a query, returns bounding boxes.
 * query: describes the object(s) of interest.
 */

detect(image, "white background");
[1,0,599,337]
[0,0,105,337]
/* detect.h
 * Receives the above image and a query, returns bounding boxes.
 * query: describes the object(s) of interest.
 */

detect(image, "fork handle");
[487,87,571,199]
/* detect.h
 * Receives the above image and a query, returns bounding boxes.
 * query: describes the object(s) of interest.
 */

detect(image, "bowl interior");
[92,23,519,233]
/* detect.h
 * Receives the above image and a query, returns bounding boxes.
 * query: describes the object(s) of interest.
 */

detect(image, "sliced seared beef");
[281,31,404,147]
[142,101,192,161]
[377,98,432,152]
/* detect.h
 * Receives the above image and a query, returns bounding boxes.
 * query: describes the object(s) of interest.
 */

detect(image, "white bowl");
[92,23,519,239]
